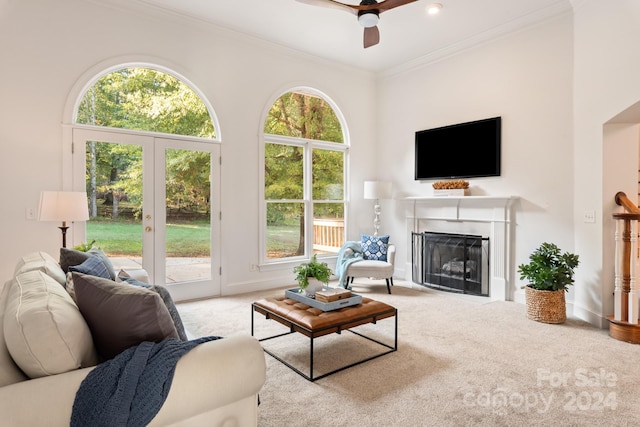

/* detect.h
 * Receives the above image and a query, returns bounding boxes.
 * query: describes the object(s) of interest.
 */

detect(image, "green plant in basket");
[293,255,332,290]
[517,242,579,292]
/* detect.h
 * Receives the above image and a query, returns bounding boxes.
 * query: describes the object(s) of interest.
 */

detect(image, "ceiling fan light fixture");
[427,3,443,15]
[358,11,379,28]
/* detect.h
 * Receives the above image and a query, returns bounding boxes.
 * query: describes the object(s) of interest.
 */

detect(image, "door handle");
[145,226,152,232]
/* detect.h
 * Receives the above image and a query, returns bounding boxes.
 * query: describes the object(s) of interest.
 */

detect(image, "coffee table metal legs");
[251,304,397,382]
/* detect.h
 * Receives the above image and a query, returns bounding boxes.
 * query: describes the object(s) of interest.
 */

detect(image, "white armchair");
[343,243,395,294]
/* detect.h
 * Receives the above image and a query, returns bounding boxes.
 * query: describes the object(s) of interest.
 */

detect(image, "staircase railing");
[612,191,640,325]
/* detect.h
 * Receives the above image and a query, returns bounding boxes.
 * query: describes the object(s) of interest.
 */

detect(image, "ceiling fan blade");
[377,0,418,12]
[295,0,358,15]
[363,26,380,48]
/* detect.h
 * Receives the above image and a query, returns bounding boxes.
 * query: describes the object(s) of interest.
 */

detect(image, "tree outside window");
[263,91,347,260]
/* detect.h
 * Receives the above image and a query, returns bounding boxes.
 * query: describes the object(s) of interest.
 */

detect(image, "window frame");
[259,88,350,268]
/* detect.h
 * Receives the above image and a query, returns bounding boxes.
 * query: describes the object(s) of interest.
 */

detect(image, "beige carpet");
[177,280,640,427]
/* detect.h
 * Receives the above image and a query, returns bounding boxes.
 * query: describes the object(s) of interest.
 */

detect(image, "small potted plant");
[293,255,332,297]
[518,242,580,324]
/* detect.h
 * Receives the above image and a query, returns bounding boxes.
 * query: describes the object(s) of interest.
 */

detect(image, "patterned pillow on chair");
[361,234,390,261]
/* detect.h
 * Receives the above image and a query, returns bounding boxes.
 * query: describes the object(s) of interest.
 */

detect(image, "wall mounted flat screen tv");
[415,116,501,180]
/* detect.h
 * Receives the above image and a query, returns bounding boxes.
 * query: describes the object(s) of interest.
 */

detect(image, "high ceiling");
[134,0,573,73]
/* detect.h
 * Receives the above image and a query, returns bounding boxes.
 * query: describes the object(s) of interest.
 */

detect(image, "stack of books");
[314,288,352,303]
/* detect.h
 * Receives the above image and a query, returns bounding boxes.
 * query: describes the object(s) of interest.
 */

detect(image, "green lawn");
[86,220,210,257]
[87,220,299,258]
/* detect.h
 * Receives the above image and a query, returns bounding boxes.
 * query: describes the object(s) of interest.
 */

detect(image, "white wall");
[573,0,640,326]
[0,0,377,295]
[3,0,639,326]
[376,15,575,301]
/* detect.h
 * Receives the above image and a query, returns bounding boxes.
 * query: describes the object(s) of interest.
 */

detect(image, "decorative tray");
[285,288,362,312]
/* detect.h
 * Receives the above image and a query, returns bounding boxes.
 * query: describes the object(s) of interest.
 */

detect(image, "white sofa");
[0,251,266,426]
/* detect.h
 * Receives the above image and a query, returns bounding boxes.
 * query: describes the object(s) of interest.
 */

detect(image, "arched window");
[76,67,215,138]
[262,89,348,262]
[72,66,221,298]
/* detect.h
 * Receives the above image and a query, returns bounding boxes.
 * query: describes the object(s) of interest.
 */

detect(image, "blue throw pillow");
[69,256,111,280]
[361,234,390,261]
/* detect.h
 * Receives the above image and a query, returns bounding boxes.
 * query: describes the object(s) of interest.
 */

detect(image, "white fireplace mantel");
[403,195,518,301]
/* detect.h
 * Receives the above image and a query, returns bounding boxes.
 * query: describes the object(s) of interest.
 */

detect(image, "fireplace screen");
[412,232,489,296]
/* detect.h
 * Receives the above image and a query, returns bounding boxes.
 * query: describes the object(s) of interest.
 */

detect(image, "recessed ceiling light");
[427,3,443,15]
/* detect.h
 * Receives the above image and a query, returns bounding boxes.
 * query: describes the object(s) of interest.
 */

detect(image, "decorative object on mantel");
[517,242,580,324]
[432,180,469,196]
[364,181,392,236]
[293,255,332,297]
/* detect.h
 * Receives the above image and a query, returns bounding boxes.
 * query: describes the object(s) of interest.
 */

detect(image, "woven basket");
[525,286,566,324]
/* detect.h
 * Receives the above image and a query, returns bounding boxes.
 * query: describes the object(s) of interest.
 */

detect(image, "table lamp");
[38,191,89,248]
[363,181,392,236]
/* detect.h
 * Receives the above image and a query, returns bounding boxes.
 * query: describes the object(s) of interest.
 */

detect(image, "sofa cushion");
[361,234,390,261]
[3,271,98,379]
[69,255,111,280]
[120,277,188,341]
[118,268,150,283]
[60,247,116,280]
[87,248,116,280]
[14,251,66,286]
[73,273,179,360]
[0,280,28,386]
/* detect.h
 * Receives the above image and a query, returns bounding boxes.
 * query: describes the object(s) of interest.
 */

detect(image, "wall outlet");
[583,210,596,223]
[250,263,258,271]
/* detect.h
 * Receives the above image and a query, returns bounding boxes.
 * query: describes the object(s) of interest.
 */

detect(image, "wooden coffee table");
[251,295,397,381]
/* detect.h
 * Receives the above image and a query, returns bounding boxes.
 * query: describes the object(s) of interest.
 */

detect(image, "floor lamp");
[363,181,392,236]
[38,191,89,248]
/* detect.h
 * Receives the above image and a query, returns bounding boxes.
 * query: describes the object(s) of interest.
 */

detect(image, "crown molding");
[378,1,574,79]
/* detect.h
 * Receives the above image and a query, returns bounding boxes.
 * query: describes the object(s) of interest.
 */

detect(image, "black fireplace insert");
[412,232,489,296]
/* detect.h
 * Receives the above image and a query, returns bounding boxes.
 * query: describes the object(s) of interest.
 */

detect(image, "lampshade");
[38,191,89,222]
[364,181,392,200]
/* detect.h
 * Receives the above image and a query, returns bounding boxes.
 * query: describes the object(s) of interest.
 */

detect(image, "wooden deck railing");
[610,192,640,343]
[313,219,344,254]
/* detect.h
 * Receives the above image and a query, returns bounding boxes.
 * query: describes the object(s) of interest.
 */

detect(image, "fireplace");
[412,232,490,296]
[403,195,516,301]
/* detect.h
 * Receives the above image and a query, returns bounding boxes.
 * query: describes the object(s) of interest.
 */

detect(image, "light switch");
[583,210,596,223]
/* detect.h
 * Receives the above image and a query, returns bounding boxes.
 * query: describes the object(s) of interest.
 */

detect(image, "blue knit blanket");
[71,336,219,427]
[336,241,364,288]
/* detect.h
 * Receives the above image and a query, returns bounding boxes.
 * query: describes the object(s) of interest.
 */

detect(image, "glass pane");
[85,141,143,271]
[312,149,344,200]
[264,92,343,143]
[165,148,211,282]
[264,143,303,199]
[76,68,215,138]
[313,203,344,255]
[266,202,304,259]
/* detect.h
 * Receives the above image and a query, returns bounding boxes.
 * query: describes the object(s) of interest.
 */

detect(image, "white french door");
[72,127,221,300]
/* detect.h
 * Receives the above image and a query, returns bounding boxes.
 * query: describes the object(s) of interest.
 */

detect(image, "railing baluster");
[312,219,345,253]
[610,192,640,342]
[630,220,639,325]
[614,219,623,321]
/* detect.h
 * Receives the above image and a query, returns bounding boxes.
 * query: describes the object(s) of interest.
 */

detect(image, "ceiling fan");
[296,0,418,48]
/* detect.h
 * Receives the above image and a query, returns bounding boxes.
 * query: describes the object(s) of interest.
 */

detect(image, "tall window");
[263,90,347,262]
[73,67,221,293]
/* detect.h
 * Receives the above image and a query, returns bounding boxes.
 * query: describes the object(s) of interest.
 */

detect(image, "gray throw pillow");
[119,277,188,341]
[60,247,116,280]
[59,248,91,273]
[72,273,179,360]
